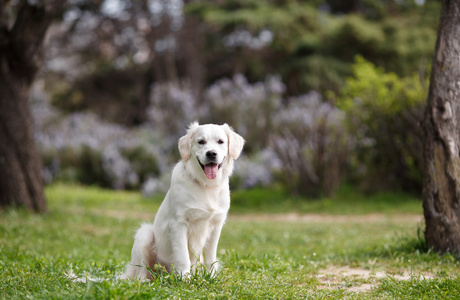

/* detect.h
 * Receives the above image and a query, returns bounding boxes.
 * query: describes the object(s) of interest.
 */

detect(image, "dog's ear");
[223,124,245,160]
[178,122,199,161]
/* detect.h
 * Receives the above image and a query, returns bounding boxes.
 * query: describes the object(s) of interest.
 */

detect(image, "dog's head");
[178,122,245,181]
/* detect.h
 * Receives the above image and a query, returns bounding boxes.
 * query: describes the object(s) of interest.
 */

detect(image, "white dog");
[122,122,245,279]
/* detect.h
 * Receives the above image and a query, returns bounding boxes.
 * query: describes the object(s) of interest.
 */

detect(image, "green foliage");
[338,56,426,112]
[1,184,460,298]
[51,62,148,125]
[330,15,386,61]
[335,56,427,192]
[121,145,161,184]
[378,19,436,75]
[187,0,439,94]
[41,146,107,186]
[50,82,87,112]
[77,146,106,186]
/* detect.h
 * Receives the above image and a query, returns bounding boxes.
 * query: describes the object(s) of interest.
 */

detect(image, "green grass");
[1,184,459,299]
[230,185,422,215]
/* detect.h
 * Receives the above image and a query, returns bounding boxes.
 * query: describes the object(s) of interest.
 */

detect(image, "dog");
[122,122,245,279]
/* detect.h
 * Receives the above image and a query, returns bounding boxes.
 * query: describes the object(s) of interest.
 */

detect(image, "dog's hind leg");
[121,223,157,280]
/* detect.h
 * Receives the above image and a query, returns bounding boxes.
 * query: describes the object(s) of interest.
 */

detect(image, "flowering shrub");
[271,92,351,196]
[141,171,172,197]
[147,82,197,151]
[203,74,285,152]
[101,145,139,189]
[31,86,165,190]
[32,74,351,196]
[232,149,281,189]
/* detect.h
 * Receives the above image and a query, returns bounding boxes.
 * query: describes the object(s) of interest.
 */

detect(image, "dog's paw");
[208,261,221,278]
[177,270,191,281]
[173,266,191,280]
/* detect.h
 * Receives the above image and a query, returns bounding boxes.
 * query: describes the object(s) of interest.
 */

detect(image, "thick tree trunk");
[0,1,64,213]
[423,0,460,254]
[0,78,46,212]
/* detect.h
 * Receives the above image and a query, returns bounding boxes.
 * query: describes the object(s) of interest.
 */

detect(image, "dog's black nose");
[206,150,217,159]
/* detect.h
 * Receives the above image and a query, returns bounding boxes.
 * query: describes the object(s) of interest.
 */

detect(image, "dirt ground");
[229,212,423,223]
[316,265,434,293]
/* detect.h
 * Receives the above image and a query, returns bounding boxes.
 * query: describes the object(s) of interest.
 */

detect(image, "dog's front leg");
[169,221,191,276]
[204,218,225,275]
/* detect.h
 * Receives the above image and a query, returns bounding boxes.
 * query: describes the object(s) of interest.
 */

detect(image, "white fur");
[122,123,244,279]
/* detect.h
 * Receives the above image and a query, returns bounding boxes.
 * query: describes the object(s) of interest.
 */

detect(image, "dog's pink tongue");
[204,164,218,179]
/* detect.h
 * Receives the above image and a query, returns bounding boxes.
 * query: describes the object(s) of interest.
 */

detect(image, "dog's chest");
[184,207,216,225]
[184,190,227,223]
[185,203,219,224]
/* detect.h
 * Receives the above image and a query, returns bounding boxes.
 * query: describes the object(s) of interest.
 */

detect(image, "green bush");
[121,145,161,184]
[41,144,161,190]
[41,146,108,187]
[77,146,106,186]
[335,56,427,192]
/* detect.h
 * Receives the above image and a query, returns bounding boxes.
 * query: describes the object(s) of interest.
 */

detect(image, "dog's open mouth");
[198,159,223,180]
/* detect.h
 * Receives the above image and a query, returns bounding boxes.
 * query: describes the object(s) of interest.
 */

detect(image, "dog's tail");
[121,223,157,280]
[66,223,157,283]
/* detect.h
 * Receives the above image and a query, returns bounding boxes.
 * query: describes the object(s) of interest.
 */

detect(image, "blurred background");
[28,0,440,198]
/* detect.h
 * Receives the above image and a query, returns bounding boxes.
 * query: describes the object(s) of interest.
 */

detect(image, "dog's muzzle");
[198,157,223,180]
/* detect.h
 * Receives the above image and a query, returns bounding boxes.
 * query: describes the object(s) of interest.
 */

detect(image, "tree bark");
[0,1,64,213]
[423,0,460,255]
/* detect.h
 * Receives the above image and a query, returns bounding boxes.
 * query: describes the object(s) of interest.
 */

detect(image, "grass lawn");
[1,184,460,299]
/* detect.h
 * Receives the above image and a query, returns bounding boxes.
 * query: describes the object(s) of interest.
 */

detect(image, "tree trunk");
[0,1,64,213]
[0,79,47,212]
[423,0,460,255]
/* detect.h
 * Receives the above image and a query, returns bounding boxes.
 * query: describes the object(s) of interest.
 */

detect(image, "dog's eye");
[218,139,225,145]
[198,140,206,145]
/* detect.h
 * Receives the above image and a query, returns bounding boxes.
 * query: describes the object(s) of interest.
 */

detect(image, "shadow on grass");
[361,225,460,265]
